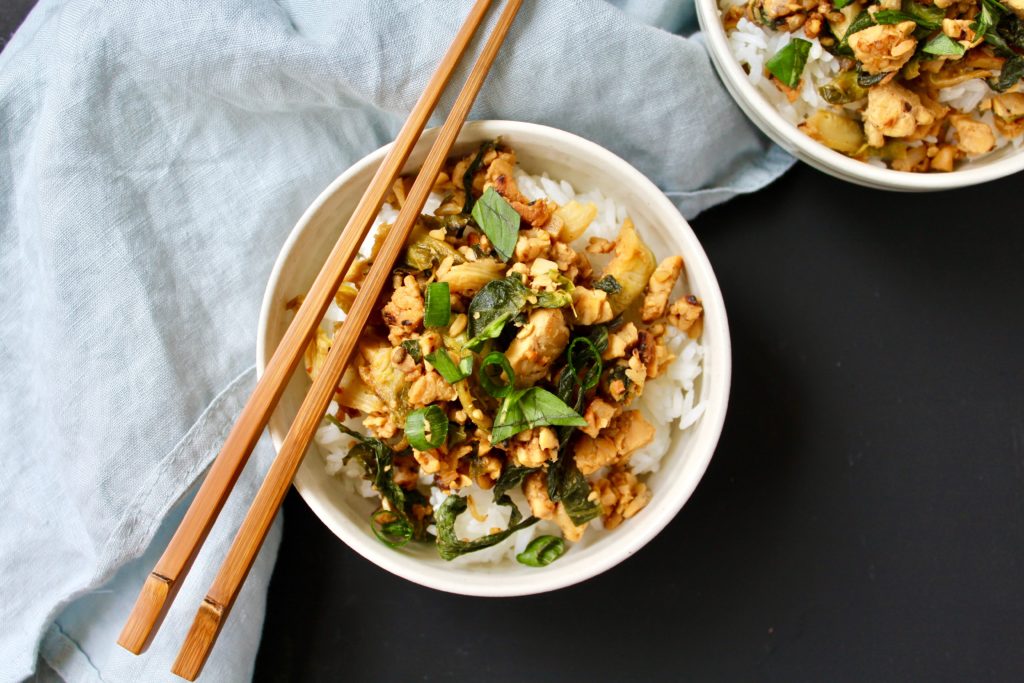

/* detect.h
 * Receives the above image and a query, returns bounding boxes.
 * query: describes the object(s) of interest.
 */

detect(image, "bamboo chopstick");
[170,0,523,679]
[116,0,494,657]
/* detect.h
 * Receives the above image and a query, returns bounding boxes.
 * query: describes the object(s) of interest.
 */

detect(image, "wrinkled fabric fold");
[0,0,790,681]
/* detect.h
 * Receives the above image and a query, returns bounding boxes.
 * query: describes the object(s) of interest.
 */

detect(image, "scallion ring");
[479,352,515,398]
[423,281,451,328]
[405,405,448,450]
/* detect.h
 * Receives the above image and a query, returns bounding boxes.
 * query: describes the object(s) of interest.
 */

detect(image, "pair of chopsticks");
[116,0,522,678]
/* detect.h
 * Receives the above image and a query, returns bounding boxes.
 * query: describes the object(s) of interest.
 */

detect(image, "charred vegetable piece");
[819,70,869,104]
[800,111,866,155]
[403,225,463,271]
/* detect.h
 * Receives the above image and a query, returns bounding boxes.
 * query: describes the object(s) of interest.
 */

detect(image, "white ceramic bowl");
[696,0,1024,190]
[257,120,731,596]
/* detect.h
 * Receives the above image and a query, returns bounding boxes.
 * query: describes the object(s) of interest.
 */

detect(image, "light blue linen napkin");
[0,1,792,680]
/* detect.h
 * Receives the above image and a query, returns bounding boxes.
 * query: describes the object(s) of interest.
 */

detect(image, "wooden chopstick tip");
[117,572,174,654]
[171,599,227,681]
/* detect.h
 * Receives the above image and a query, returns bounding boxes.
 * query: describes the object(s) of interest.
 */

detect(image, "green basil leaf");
[435,494,538,560]
[426,348,470,384]
[922,32,966,56]
[490,387,587,443]
[545,451,602,525]
[971,0,999,39]
[990,54,1024,92]
[872,9,918,24]
[400,339,423,363]
[492,464,535,501]
[567,337,603,392]
[423,281,451,328]
[371,510,413,548]
[327,416,433,542]
[857,68,889,87]
[462,140,496,214]
[838,11,875,55]
[535,290,574,308]
[998,13,1024,50]
[765,38,812,88]
[516,535,566,567]
[405,405,448,451]
[902,0,945,29]
[593,275,622,295]
[471,187,520,261]
[467,276,530,339]
[832,0,852,8]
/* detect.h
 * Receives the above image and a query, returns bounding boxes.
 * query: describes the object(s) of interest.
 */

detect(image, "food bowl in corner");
[695,0,1024,191]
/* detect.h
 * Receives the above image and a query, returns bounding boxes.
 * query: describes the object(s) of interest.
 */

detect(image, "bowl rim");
[694,0,1024,190]
[257,119,732,596]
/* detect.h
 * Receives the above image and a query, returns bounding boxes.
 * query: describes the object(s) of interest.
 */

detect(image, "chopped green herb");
[465,276,568,349]
[479,352,516,398]
[902,0,945,29]
[922,33,967,56]
[435,494,538,560]
[405,405,448,451]
[516,535,566,567]
[857,68,889,87]
[492,465,535,500]
[998,13,1024,50]
[872,10,917,24]
[471,187,520,261]
[462,140,496,213]
[400,339,423,363]
[838,11,875,55]
[423,281,451,328]
[327,417,432,544]
[490,387,587,444]
[371,510,413,548]
[425,348,470,383]
[990,55,1024,92]
[766,38,812,89]
[832,0,852,8]
[593,275,623,295]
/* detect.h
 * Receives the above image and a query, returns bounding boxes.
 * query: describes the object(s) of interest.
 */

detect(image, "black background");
[5,3,1024,681]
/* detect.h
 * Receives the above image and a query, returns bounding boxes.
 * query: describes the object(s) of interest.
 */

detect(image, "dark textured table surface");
[5,4,1024,682]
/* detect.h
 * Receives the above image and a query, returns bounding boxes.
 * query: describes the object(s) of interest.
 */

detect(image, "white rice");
[312,169,706,565]
[719,4,1023,160]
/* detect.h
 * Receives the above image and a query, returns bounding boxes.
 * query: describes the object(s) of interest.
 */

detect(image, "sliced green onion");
[426,349,471,384]
[371,510,413,548]
[516,535,566,567]
[479,352,515,398]
[423,281,451,328]
[566,337,602,392]
[405,405,448,450]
